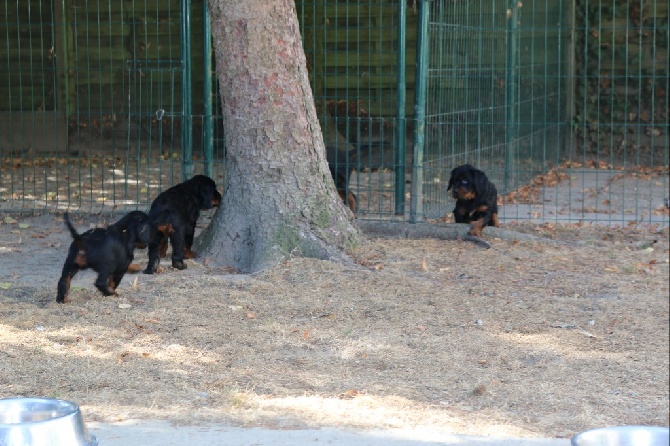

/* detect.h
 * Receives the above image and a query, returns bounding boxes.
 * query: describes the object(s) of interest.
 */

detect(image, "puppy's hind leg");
[57,248,81,303]
[111,269,126,292]
[183,223,197,259]
[169,229,187,270]
[144,230,165,274]
[157,223,173,258]
[57,266,79,303]
[95,271,117,296]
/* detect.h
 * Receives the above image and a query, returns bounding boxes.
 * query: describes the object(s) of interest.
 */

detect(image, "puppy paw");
[127,263,142,273]
[183,249,197,259]
[172,260,187,270]
[467,227,484,238]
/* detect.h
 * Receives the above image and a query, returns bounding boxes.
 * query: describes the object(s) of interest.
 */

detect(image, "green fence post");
[395,0,407,216]
[203,0,213,178]
[564,0,576,160]
[504,0,519,191]
[410,0,431,223]
[181,0,193,181]
[54,0,75,120]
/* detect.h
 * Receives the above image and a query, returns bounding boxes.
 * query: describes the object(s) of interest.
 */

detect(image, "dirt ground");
[0,213,668,439]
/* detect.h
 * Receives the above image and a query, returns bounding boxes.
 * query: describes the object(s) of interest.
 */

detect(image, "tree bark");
[196,0,361,272]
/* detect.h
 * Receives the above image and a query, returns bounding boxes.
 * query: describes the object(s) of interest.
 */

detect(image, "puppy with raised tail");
[57,211,150,303]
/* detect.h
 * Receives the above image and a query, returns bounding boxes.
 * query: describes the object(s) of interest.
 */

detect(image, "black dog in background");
[447,164,499,237]
[57,211,150,303]
[329,162,357,214]
[326,146,357,214]
[144,174,222,274]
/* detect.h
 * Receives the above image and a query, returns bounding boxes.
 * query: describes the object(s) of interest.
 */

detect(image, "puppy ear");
[447,169,456,191]
[472,169,489,195]
[123,223,138,252]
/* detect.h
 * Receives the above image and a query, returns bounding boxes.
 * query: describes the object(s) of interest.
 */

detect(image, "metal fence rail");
[0,0,668,229]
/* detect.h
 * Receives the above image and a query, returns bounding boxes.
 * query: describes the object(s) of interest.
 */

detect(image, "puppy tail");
[63,212,82,242]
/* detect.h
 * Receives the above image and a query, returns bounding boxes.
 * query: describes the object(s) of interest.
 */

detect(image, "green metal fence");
[299,0,668,228]
[1,0,668,229]
[0,0,221,214]
[418,0,566,221]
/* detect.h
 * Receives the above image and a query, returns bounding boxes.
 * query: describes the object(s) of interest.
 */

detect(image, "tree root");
[461,234,492,249]
[355,221,581,248]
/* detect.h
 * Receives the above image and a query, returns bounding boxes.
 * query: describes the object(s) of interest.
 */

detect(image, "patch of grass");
[228,391,257,410]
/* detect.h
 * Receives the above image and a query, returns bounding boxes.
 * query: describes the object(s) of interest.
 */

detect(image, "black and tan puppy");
[144,174,222,274]
[56,211,150,303]
[326,146,357,214]
[447,164,500,237]
[329,163,357,214]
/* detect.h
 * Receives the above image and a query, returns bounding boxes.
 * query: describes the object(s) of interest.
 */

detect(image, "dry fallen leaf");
[338,389,367,400]
[472,384,487,396]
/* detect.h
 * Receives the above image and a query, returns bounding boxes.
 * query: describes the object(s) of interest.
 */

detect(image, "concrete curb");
[88,420,572,446]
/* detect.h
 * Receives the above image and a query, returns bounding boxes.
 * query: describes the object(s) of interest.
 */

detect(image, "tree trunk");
[196,0,361,272]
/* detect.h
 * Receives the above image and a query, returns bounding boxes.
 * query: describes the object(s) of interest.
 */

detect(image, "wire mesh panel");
[0,0,219,214]
[564,0,669,228]
[0,0,668,228]
[421,0,510,220]
[0,0,65,210]
[418,0,668,228]
[297,0,408,220]
[419,0,566,221]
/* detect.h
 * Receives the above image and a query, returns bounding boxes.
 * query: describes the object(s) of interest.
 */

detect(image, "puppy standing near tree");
[144,175,222,274]
[447,164,500,237]
[56,211,150,303]
[326,146,357,214]
[328,162,357,214]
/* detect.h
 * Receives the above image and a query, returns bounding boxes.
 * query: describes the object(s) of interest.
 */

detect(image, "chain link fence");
[1,0,668,229]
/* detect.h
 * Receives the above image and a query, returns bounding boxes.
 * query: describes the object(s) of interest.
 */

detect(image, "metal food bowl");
[0,397,97,446]
[572,425,669,446]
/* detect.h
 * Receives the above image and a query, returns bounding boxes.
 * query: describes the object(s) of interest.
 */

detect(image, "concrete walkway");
[88,420,571,446]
